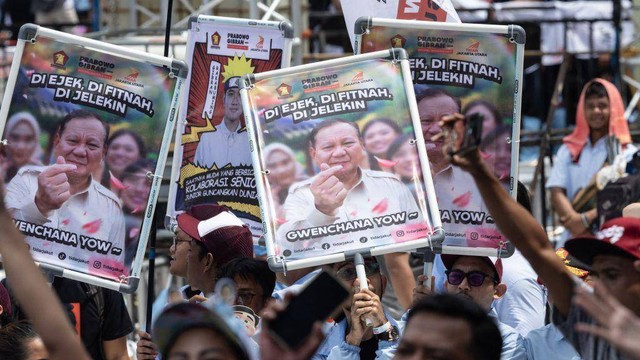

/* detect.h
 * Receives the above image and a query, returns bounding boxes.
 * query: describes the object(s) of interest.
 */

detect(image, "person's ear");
[204,253,215,271]
[309,144,316,160]
[493,283,507,300]
[0,304,4,316]
[380,274,387,294]
[634,259,640,272]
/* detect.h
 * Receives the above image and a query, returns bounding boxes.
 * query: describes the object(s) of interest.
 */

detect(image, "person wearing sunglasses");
[312,257,400,360]
[440,254,527,360]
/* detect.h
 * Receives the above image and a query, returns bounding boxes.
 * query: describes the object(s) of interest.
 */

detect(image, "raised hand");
[35,156,76,214]
[311,163,347,216]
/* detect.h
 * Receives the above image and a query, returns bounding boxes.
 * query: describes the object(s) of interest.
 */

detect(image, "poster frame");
[240,48,445,272]
[165,15,294,243]
[0,24,187,293]
[355,17,525,259]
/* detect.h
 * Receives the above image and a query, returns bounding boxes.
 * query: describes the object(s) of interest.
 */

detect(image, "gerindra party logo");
[52,50,69,69]
[277,83,292,98]
[210,32,221,48]
[390,34,406,48]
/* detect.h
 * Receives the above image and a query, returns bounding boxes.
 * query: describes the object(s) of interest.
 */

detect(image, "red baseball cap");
[565,217,640,266]
[177,204,253,267]
[441,254,503,283]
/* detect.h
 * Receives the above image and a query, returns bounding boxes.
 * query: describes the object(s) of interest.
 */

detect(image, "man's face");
[591,254,640,316]
[223,88,242,123]
[234,275,267,314]
[310,122,365,182]
[418,95,459,169]
[395,312,474,360]
[186,240,208,289]
[169,228,191,277]
[584,95,610,134]
[54,117,106,181]
[332,260,385,312]
[444,257,500,312]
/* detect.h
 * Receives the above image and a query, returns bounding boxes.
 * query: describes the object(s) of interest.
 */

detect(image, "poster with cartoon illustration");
[0,24,185,290]
[167,16,293,240]
[356,19,524,254]
[241,49,442,268]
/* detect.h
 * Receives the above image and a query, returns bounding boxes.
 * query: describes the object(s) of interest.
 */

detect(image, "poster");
[358,21,524,251]
[168,17,292,239]
[243,54,437,263]
[0,26,183,285]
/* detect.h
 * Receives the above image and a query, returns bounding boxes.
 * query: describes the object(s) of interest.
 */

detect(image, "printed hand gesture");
[35,156,76,214]
[311,164,347,216]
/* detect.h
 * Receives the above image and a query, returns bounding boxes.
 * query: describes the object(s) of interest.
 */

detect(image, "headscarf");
[262,142,306,182]
[563,78,631,162]
[4,111,44,165]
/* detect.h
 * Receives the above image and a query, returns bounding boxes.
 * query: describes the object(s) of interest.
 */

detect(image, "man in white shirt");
[194,76,252,169]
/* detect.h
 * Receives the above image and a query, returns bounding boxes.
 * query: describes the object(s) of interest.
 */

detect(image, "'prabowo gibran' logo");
[116,68,144,88]
[302,74,339,93]
[456,39,487,57]
[344,71,373,87]
[211,32,221,47]
[52,51,69,69]
[78,56,115,79]
[390,34,406,48]
[277,83,292,98]
[227,32,249,50]
[417,36,454,54]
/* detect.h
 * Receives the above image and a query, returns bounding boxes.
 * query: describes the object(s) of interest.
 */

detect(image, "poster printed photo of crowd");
[359,23,521,250]
[244,57,436,261]
[0,35,179,282]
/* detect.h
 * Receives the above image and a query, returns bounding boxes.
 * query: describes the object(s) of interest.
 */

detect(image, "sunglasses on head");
[336,261,380,281]
[445,269,497,287]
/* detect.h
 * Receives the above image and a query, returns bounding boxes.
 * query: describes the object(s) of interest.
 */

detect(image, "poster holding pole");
[0,24,186,292]
[240,49,443,272]
[356,18,525,258]
[167,16,293,243]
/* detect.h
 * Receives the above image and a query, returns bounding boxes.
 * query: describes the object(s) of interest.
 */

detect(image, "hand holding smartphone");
[267,270,349,350]
[451,112,483,156]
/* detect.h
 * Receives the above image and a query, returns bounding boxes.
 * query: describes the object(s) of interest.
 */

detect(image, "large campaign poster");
[168,17,292,239]
[358,21,524,252]
[242,54,437,264]
[0,26,183,285]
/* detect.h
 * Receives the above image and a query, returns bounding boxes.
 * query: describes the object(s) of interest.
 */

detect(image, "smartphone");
[268,270,349,349]
[454,112,483,155]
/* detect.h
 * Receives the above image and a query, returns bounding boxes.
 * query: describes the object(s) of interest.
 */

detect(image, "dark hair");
[386,133,414,160]
[414,85,461,112]
[217,258,276,303]
[585,81,608,99]
[0,321,39,360]
[480,125,511,150]
[362,118,402,140]
[407,294,502,360]
[108,129,147,159]
[121,158,156,181]
[58,109,110,145]
[516,181,533,214]
[308,119,361,148]
[462,100,503,125]
[362,118,403,170]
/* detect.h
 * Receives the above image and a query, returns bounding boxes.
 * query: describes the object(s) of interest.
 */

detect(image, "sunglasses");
[336,262,380,281]
[445,269,497,287]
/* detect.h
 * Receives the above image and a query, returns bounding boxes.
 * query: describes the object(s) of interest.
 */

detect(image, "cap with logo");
[441,254,503,283]
[176,204,253,267]
[565,217,640,266]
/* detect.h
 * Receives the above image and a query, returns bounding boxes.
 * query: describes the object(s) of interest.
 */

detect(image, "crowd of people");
[1,74,640,360]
